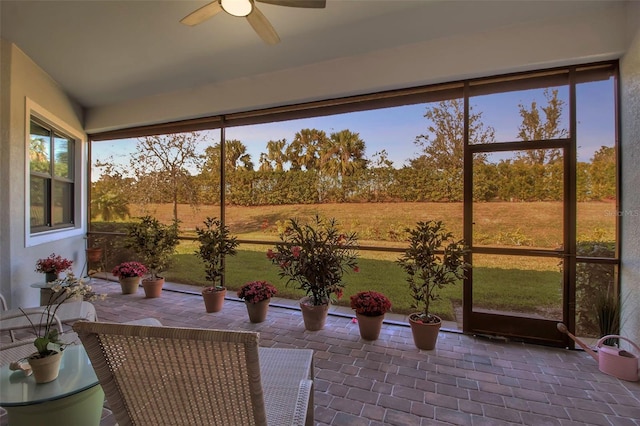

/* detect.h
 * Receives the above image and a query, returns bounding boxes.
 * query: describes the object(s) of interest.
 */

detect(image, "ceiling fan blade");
[246,6,280,45]
[180,1,224,26]
[256,0,326,8]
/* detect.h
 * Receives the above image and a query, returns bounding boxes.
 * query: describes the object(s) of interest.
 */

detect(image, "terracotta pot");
[28,350,63,384]
[408,313,442,350]
[142,277,164,298]
[299,297,329,331]
[245,298,270,323]
[85,247,103,263]
[202,287,226,313]
[119,276,141,294]
[356,312,385,340]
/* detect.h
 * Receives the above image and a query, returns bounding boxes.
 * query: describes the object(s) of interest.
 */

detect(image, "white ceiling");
[0,0,634,130]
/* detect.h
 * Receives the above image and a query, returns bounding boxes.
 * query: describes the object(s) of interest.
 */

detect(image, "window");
[29,117,75,233]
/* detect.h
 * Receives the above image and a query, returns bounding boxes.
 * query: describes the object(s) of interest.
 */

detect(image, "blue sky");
[92,79,614,177]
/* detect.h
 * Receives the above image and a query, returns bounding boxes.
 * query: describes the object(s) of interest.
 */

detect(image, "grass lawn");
[105,201,606,320]
[165,244,562,320]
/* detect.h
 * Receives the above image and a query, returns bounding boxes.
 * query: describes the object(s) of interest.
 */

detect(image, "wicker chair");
[0,309,85,364]
[0,299,98,365]
[0,297,97,341]
[73,321,314,426]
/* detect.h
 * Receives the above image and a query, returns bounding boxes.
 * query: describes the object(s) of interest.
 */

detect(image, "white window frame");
[25,98,87,247]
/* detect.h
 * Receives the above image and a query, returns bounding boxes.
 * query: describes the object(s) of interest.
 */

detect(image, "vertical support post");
[462,83,473,333]
[220,122,227,288]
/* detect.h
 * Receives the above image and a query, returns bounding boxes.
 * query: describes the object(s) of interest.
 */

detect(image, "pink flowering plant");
[35,253,73,274]
[350,291,392,317]
[237,281,277,304]
[112,261,148,279]
[267,215,359,306]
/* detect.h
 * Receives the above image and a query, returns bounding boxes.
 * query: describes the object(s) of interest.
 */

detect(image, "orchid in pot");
[112,261,148,294]
[397,220,469,350]
[19,273,105,383]
[237,280,277,323]
[268,215,358,330]
[195,217,239,313]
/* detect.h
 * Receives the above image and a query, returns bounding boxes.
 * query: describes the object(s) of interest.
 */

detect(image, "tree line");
[92,92,616,222]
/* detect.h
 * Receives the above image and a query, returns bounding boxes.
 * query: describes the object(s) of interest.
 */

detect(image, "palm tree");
[203,140,254,173]
[266,139,288,171]
[321,129,367,179]
[258,153,273,172]
[225,139,254,171]
[286,128,327,171]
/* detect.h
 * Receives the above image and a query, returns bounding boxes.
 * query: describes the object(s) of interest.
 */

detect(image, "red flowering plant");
[35,253,73,274]
[350,291,392,317]
[237,281,277,304]
[267,215,359,307]
[112,261,148,279]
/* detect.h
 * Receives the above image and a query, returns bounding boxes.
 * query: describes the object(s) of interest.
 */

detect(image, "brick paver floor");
[5,278,639,425]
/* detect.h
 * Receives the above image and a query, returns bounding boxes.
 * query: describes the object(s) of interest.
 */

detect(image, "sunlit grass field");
[131,200,615,251]
[101,201,615,319]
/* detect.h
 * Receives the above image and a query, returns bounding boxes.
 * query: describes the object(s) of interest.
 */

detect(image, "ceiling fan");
[180,0,326,45]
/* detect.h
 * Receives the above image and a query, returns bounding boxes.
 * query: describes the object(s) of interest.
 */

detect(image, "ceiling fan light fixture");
[220,0,253,17]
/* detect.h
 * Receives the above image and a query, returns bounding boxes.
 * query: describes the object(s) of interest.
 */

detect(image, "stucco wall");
[0,40,9,305]
[619,5,640,348]
[0,41,86,308]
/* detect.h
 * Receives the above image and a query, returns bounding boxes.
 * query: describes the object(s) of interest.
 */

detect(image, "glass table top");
[0,345,99,406]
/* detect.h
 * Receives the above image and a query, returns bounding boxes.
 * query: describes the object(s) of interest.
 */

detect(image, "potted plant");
[268,215,359,331]
[397,220,469,350]
[124,215,180,298]
[595,291,621,346]
[350,291,392,340]
[19,273,105,383]
[35,253,73,284]
[112,261,148,295]
[237,280,278,323]
[85,235,105,262]
[195,217,239,313]
[85,235,106,278]
[85,246,103,262]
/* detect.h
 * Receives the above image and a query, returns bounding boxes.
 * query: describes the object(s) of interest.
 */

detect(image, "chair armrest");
[123,318,163,326]
[0,309,64,335]
[0,339,35,365]
[259,347,314,425]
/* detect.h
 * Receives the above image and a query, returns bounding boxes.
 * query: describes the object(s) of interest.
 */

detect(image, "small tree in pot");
[195,217,239,313]
[397,220,469,350]
[124,215,180,298]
